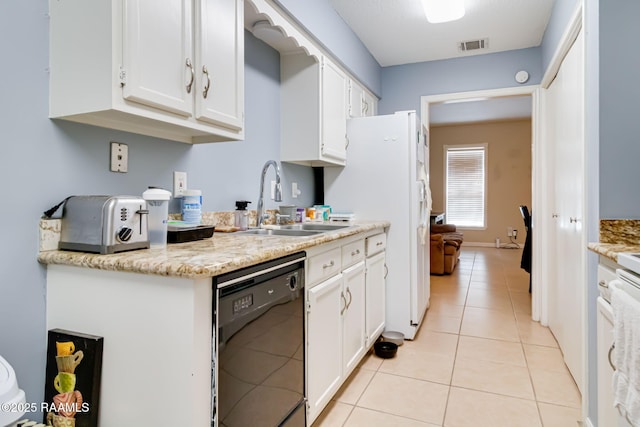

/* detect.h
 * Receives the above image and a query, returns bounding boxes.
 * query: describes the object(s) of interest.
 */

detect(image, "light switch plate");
[174,171,187,197]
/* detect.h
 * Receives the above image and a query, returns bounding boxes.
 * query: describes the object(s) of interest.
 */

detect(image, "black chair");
[519,205,532,293]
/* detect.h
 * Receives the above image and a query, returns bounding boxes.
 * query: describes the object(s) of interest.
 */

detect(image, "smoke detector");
[458,38,489,52]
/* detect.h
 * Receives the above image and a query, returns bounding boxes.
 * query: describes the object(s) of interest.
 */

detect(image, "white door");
[122,0,193,116]
[321,57,348,161]
[194,0,244,130]
[342,263,366,376]
[306,274,343,422]
[546,30,585,393]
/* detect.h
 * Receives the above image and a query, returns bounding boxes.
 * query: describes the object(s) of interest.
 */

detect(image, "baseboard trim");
[463,242,523,248]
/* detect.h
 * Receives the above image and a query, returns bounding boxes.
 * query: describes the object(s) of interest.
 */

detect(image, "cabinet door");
[342,262,366,376]
[348,79,364,118]
[363,90,377,116]
[365,251,386,346]
[122,0,193,116]
[195,0,244,130]
[307,274,343,422]
[320,57,348,161]
[596,298,618,427]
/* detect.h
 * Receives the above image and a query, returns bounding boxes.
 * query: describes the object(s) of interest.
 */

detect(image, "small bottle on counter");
[234,200,251,230]
[182,189,202,224]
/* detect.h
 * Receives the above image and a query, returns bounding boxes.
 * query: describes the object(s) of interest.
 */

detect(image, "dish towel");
[611,283,640,427]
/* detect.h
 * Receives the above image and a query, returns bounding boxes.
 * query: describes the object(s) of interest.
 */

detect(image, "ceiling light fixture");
[422,0,465,24]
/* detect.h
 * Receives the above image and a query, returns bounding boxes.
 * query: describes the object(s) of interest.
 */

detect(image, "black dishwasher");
[212,252,306,427]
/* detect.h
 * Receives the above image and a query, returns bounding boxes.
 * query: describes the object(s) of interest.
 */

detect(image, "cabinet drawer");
[342,240,365,269]
[308,247,342,285]
[366,233,386,256]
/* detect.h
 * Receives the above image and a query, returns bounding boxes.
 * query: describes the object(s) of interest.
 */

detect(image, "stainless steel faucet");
[256,160,282,228]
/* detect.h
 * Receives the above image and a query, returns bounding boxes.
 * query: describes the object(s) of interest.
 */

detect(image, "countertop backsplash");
[599,219,640,245]
[588,219,640,262]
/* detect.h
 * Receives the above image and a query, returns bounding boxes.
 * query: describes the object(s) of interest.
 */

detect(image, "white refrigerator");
[324,110,431,339]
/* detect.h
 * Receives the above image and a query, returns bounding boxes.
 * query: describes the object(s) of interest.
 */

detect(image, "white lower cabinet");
[365,250,386,346]
[342,262,367,375]
[307,273,344,420]
[306,230,386,423]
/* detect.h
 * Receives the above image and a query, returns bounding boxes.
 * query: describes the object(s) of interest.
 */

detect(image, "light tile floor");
[313,247,582,427]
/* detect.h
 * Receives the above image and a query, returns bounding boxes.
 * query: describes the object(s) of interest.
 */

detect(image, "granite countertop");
[38,220,389,279]
[588,219,640,263]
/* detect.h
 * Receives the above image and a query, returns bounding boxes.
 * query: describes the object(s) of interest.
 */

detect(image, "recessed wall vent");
[458,38,489,52]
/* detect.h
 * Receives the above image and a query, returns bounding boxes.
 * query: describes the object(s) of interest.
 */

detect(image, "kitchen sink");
[279,223,350,231]
[237,229,323,237]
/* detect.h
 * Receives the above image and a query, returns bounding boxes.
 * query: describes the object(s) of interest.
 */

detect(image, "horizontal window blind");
[446,146,486,228]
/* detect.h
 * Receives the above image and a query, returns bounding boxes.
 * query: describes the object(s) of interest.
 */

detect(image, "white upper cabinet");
[122,0,194,117]
[363,89,377,117]
[281,54,348,166]
[320,58,349,163]
[50,0,244,144]
[349,79,377,118]
[195,0,244,130]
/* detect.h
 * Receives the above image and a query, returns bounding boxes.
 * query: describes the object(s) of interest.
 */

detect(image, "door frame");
[420,86,540,320]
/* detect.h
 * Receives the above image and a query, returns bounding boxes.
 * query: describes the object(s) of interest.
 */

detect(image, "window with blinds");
[445,144,487,228]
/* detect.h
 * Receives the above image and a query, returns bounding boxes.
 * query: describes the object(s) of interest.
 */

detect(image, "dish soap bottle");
[234,201,251,230]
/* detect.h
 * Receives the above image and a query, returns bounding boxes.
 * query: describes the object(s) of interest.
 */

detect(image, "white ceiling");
[328,0,552,125]
[329,0,556,67]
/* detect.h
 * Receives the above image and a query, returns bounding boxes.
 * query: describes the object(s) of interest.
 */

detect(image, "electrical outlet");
[174,171,187,197]
[110,142,128,172]
[507,226,513,237]
[292,182,301,198]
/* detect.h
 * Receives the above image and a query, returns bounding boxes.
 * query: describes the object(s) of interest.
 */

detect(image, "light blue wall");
[599,0,640,218]
[378,47,542,114]
[0,1,313,407]
[275,0,382,96]
[541,0,581,72]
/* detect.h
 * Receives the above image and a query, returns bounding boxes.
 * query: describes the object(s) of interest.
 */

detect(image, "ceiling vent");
[458,38,489,52]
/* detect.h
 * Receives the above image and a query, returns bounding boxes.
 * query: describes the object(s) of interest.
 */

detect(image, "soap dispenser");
[234,201,251,230]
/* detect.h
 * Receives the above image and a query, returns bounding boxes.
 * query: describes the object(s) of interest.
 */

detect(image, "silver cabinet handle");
[384,264,388,279]
[609,343,616,371]
[346,287,352,309]
[377,242,383,246]
[351,249,360,257]
[345,136,350,149]
[185,58,194,93]
[552,213,559,218]
[340,291,347,315]
[322,260,335,269]
[570,217,580,223]
[598,280,609,289]
[202,65,210,99]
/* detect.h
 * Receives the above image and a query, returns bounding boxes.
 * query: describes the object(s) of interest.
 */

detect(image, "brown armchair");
[430,224,464,275]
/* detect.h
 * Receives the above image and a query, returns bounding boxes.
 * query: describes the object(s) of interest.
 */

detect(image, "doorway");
[420,86,540,317]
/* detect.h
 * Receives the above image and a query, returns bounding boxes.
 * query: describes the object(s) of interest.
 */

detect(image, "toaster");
[59,196,150,254]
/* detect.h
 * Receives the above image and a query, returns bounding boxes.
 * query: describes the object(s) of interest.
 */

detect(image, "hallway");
[314,247,582,426]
